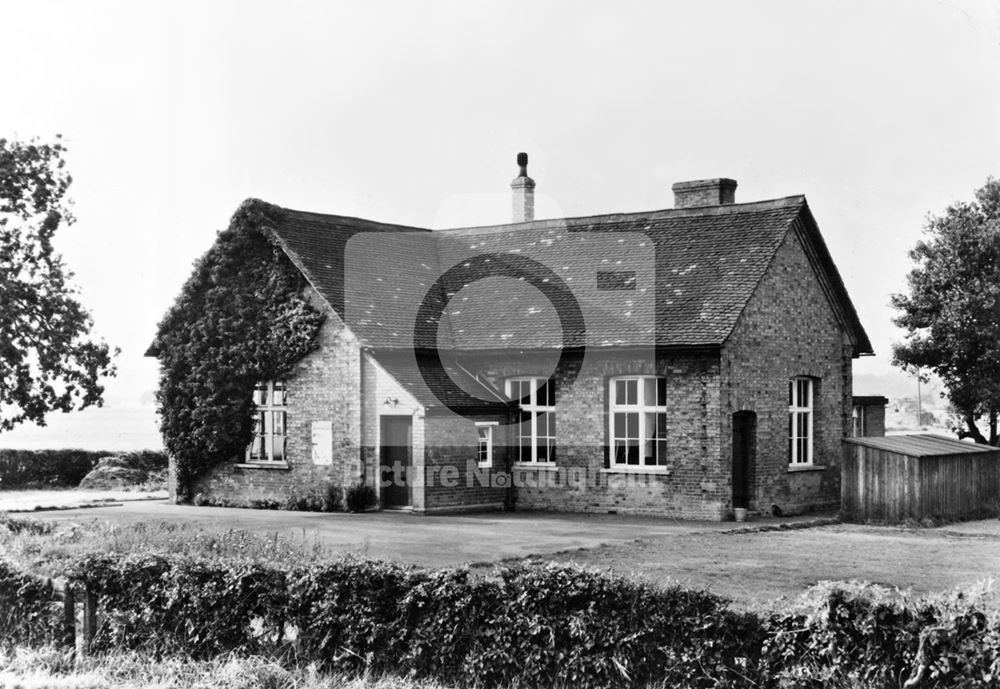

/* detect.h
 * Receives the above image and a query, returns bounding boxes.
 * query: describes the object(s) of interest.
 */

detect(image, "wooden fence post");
[82,587,97,654]
[61,583,76,651]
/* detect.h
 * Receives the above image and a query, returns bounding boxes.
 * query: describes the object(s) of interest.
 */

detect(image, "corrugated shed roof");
[844,434,1000,457]
[265,196,872,354]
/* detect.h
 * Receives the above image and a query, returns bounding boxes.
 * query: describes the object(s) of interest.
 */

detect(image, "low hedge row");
[0,560,60,648]
[2,554,999,687]
[0,449,167,490]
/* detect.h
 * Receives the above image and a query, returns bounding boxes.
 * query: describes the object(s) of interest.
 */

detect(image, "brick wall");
[422,413,507,512]
[456,349,727,519]
[720,226,853,516]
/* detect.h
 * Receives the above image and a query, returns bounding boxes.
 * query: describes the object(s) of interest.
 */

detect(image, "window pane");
[626,380,637,405]
[273,382,286,406]
[536,411,548,437]
[544,379,556,407]
[537,442,549,461]
[627,441,639,465]
[656,377,666,406]
[520,436,532,462]
[643,378,656,406]
[273,411,285,436]
[614,413,626,438]
[626,412,638,438]
[547,412,556,439]
[643,438,655,465]
[615,380,627,405]
[656,439,667,464]
[273,436,285,462]
[614,440,627,464]
[788,414,795,461]
[249,435,263,461]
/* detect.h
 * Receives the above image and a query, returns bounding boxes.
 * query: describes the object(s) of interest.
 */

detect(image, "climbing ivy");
[150,199,325,498]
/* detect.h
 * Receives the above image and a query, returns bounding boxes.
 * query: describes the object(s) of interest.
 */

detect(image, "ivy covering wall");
[149,199,325,498]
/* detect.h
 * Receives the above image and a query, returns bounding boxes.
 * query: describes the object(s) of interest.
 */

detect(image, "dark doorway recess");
[732,411,756,510]
[380,416,412,508]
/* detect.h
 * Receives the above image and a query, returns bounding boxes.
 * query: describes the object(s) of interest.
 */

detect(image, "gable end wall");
[184,289,364,504]
[721,227,852,515]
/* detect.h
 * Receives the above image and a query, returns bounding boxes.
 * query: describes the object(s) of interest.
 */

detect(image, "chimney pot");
[511,152,535,222]
[672,178,737,209]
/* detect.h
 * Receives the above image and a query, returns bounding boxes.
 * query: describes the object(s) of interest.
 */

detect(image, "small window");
[609,376,667,468]
[788,377,813,465]
[852,405,865,437]
[506,377,556,464]
[476,422,497,467]
[247,381,287,463]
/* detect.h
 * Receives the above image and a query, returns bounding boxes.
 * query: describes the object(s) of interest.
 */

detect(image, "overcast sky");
[2,0,999,414]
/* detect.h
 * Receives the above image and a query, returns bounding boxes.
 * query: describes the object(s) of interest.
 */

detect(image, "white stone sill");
[511,463,559,471]
[236,462,291,471]
[787,464,827,473]
[601,467,671,476]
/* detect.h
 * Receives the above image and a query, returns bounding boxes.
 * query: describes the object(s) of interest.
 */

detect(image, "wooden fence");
[51,581,98,654]
[842,435,1000,522]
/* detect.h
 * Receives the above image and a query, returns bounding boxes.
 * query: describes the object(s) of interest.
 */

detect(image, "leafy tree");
[149,199,324,496]
[892,177,1000,445]
[0,135,116,432]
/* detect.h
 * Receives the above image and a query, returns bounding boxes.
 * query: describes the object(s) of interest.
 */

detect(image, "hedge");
[0,449,167,490]
[3,553,999,687]
[0,560,60,648]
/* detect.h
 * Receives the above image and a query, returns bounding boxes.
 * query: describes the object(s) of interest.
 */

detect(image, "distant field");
[0,406,162,451]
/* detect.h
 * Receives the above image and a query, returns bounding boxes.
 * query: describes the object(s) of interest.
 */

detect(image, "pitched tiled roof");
[371,352,506,412]
[264,197,872,355]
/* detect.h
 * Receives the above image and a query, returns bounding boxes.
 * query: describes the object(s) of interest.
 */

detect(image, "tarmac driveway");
[26,500,826,567]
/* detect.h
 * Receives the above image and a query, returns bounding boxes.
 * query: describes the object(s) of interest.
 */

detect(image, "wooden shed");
[842,434,1000,522]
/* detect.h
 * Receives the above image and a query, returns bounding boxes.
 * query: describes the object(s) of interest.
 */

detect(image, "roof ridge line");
[434,196,807,235]
[275,196,807,236]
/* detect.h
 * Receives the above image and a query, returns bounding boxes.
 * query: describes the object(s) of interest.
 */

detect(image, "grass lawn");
[542,522,1000,606]
[0,649,453,689]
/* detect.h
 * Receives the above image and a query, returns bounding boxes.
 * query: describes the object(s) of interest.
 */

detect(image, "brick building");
[155,156,876,519]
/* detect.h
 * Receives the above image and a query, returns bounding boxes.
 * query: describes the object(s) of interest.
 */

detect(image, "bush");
[54,555,757,686]
[0,449,105,489]
[193,484,342,512]
[78,451,168,490]
[0,449,167,490]
[5,550,1000,688]
[346,485,375,513]
[0,560,60,648]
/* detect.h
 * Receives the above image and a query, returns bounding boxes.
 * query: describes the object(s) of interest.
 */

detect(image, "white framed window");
[476,422,497,467]
[247,381,287,463]
[789,377,814,465]
[851,405,865,437]
[608,376,667,468]
[506,377,556,464]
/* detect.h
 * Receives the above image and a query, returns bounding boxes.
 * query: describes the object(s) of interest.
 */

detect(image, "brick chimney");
[672,178,737,209]
[511,152,535,222]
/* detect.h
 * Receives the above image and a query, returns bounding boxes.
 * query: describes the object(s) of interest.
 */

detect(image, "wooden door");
[732,411,756,509]
[380,416,412,508]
